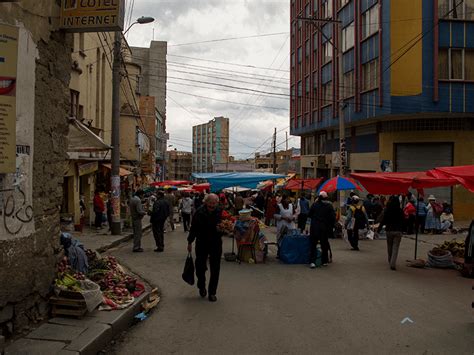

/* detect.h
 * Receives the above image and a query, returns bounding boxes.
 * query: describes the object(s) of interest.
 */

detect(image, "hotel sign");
[60,0,125,32]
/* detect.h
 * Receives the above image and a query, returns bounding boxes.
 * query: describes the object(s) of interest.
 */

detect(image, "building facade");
[192,116,230,173]
[165,150,193,180]
[290,0,474,218]
[0,1,72,335]
[130,41,168,180]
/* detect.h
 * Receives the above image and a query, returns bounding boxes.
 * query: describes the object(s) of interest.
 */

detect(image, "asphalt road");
[109,226,473,354]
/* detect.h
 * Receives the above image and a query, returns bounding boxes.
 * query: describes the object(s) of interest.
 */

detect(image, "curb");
[96,224,152,253]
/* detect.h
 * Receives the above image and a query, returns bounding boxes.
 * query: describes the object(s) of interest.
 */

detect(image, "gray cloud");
[127,0,293,159]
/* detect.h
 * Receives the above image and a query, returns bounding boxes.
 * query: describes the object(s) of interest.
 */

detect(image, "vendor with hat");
[425,195,441,234]
[345,195,369,251]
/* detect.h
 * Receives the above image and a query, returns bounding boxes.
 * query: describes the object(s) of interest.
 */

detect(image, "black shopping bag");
[182,253,195,286]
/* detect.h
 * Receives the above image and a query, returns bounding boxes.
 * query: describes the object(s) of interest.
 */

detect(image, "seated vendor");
[440,202,454,233]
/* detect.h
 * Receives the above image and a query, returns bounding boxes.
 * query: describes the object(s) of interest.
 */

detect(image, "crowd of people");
[89,185,459,302]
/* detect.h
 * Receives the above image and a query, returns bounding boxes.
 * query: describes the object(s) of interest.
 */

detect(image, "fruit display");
[87,256,138,305]
[55,257,82,292]
[437,239,465,258]
[217,219,235,234]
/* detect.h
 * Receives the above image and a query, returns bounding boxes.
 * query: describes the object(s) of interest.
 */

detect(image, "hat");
[238,209,252,220]
[428,195,436,201]
[352,196,360,202]
[319,191,328,198]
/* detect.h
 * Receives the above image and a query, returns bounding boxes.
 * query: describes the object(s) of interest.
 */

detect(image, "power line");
[167,54,290,72]
[168,32,289,47]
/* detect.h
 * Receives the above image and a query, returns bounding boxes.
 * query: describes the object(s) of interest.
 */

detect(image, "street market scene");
[0,0,474,354]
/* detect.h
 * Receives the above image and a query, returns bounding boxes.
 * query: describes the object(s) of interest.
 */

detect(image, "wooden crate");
[50,294,88,318]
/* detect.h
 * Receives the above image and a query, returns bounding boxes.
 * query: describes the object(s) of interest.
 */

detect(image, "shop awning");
[67,119,111,152]
[102,164,133,177]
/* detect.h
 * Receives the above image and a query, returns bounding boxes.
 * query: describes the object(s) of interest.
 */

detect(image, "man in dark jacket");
[187,193,223,302]
[378,195,405,270]
[308,191,336,268]
[149,191,170,252]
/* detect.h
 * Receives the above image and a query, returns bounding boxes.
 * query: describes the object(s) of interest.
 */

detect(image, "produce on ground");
[55,257,82,292]
[437,239,465,258]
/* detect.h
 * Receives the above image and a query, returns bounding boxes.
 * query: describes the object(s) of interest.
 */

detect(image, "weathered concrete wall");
[0,1,71,337]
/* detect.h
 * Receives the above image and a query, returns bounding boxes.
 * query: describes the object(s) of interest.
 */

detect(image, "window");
[70,90,79,118]
[313,32,318,51]
[439,48,474,80]
[291,85,296,100]
[342,70,355,98]
[303,113,309,126]
[305,76,310,95]
[313,0,319,14]
[439,0,474,20]
[297,81,303,97]
[339,0,350,9]
[322,81,332,105]
[450,48,463,79]
[361,60,378,91]
[466,49,474,80]
[322,41,333,64]
[362,5,379,38]
[439,48,449,79]
[305,39,310,57]
[305,3,311,18]
[292,21,296,36]
[291,52,295,67]
[297,46,302,63]
[296,115,302,128]
[313,71,318,89]
[322,0,333,18]
[342,23,355,52]
[312,110,318,124]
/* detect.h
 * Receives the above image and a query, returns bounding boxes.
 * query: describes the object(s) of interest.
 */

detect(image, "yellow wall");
[350,152,379,172]
[70,33,113,144]
[390,0,423,96]
[379,131,474,220]
[120,115,139,162]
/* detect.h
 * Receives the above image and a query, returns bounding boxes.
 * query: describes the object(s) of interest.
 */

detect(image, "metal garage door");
[395,143,453,203]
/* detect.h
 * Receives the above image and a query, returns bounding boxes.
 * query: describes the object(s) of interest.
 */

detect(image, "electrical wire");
[169,32,290,47]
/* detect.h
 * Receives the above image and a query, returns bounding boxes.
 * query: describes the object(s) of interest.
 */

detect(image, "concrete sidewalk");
[5,217,153,355]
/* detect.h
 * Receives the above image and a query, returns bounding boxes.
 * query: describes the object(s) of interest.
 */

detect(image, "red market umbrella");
[317,176,362,193]
[150,180,191,187]
[427,165,474,192]
[283,178,323,190]
[192,183,210,193]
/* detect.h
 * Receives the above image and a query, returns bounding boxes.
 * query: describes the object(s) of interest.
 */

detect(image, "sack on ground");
[182,253,195,285]
[279,231,310,264]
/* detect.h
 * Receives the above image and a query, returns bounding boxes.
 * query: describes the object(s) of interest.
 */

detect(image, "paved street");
[107,225,473,354]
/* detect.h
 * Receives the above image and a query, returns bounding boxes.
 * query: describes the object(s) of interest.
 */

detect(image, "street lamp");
[110,16,155,235]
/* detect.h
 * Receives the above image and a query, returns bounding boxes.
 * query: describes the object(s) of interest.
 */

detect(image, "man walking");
[296,192,310,232]
[129,190,147,252]
[308,191,336,268]
[187,194,223,302]
[149,191,170,252]
[164,188,176,231]
[378,196,405,270]
[345,195,368,251]
[179,192,193,232]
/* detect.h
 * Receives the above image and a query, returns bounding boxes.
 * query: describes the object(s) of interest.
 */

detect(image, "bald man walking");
[187,194,223,302]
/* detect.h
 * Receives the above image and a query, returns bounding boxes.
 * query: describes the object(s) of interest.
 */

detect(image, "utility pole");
[272,127,277,174]
[285,131,288,151]
[110,31,122,235]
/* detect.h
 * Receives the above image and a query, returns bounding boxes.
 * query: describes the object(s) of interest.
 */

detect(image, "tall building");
[290,0,474,219]
[192,117,230,173]
[130,41,168,180]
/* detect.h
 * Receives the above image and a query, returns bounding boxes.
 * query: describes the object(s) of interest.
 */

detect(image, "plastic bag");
[366,230,375,240]
[182,253,195,285]
[346,217,355,231]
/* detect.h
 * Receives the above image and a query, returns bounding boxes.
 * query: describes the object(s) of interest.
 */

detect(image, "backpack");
[353,206,367,229]
[431,202,444,217]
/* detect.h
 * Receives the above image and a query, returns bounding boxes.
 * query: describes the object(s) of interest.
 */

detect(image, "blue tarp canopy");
[192,172,286,192]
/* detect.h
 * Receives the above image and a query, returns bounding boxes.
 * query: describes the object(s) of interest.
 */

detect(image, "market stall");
[192,172,286,192]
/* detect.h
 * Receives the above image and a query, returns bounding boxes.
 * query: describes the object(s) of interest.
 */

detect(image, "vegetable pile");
[55,257,82,292]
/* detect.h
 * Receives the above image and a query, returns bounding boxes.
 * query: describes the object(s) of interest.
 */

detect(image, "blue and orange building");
[290,0,474,218]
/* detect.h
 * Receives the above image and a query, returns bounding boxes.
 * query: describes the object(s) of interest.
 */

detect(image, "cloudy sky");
[125,0,296,159]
